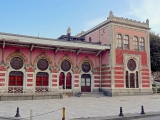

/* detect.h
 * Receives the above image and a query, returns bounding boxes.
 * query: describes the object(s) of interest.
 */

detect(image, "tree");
[150,32,160,72]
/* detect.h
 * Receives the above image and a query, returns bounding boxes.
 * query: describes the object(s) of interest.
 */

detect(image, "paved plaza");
[0,95,160,120]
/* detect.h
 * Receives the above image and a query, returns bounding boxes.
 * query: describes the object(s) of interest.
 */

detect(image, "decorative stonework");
[6,50,28,67]
[10,57,23,70]
[57,54,74,69]
[33,52,53,68]
[37,59,49,71]
[127,59,136,71]
[79,56,94,70]
[61,60,71,72]
[82,62,91,73]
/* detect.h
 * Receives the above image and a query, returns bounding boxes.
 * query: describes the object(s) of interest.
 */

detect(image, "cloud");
[128,0,160,33]
[84,17,106,31]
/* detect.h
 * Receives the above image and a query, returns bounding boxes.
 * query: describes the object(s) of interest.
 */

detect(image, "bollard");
[119,107,124,116]
[15,107,21,117]
[30,109,33,120]
[62,107,65,120]
[141,106,145,114]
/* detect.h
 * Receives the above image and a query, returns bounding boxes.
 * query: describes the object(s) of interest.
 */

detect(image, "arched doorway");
[8,71,23,93]
[59,72,65,89]
[81,74,91,92]
[36,72,48,92]
[66,72,72,89]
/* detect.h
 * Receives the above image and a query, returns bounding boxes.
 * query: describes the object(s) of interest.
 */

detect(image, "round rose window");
[10,57,23,70]
[82,62,91,73]
[37,59,49,71]
[61,60,71,72]
[127,59,136,71]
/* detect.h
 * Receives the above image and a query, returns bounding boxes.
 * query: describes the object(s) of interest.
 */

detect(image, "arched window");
[136,71,139,88]
[126,71,129,88]
[59,72,65,89]
[124,35,129,49]
[130,73,135,88]
[117,34,122,48]
[133,36,138,50]
[66,72,72,89]
[139,37,145,51]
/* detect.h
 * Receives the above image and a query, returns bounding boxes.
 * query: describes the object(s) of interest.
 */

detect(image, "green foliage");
[150,32,160,72]
[157,88,160,93]
[152,83,157,87]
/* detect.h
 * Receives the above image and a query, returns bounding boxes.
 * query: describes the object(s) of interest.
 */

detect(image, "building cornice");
[80,11,150,37]
[0,32,110,51]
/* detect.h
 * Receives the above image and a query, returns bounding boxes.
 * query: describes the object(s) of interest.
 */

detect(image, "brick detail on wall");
[74,70,79,74]
[94,84,100,87]
[115,76,124,79]
[101,67,110,71]
[0,73,5,76]
[114,71,124,74]
[115,84,124,88]
[101,80,111,83]
[52,74,57,78]
[94,80,100,83]
[115,80,124,83]
[101,76,111,79]
[27,79,33,82]
[0,66,6,71]
[101,84,111,87]
[74,75,79,78]
[141,68,149,71]
[116,49,147,66]
[27,84,33,86]
[52,79,57,82]
[114,67,124,70]
[74,84,79,87]
[94,76,100,79]
[52,69,58,73]
[142,80,150,83]
[0,78,5,82]
[27,67,34,72]
[142,84,150,87]
[142,76,150,79]
[52,84,57,86]
[74,80,79,83]
[141,72,149,75]
[27,74,33,77]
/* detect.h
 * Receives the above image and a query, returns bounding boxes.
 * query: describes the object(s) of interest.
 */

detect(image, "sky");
[0,0,159,39]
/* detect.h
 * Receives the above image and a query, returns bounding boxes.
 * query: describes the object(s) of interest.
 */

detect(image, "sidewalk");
[0,94,160,120]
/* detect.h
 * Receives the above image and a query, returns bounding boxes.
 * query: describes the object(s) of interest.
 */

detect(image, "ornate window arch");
[6,51,28,68]
[33,52,52,69]
[123,35,129,49]
[79,56,94,71]
[133,36,138,50]
[57,55,74,70]
[139,37,145,51]
[117,34,122,48]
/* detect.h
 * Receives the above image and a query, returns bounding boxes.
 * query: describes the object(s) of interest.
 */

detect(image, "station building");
[0,11,152,96]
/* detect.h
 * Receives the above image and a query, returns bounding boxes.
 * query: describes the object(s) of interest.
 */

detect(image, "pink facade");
[0,11,152,97]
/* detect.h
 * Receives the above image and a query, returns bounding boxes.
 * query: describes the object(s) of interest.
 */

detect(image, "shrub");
[152,83,157,87]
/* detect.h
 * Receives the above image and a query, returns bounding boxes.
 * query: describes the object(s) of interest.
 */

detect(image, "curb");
[71,112,160,120]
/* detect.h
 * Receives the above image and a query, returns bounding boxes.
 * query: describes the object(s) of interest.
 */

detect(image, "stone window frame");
[133,36,139,50]
[139,37,145,51]
[123,35,130,49]
[116,34,123,49]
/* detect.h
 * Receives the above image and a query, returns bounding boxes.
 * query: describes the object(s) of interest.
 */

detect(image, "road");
[132,116,160,120]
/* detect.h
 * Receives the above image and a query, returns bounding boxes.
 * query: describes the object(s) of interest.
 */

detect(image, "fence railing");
[0,86,65,95]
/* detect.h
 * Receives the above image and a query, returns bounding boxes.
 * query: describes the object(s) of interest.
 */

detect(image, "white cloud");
[128,0,160,33]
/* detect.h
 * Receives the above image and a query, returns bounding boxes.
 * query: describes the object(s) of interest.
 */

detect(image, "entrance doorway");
[81,74,91,92]
[9,71,23,93]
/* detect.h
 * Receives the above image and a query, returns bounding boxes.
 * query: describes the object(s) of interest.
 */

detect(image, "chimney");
[67,27,71,41]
